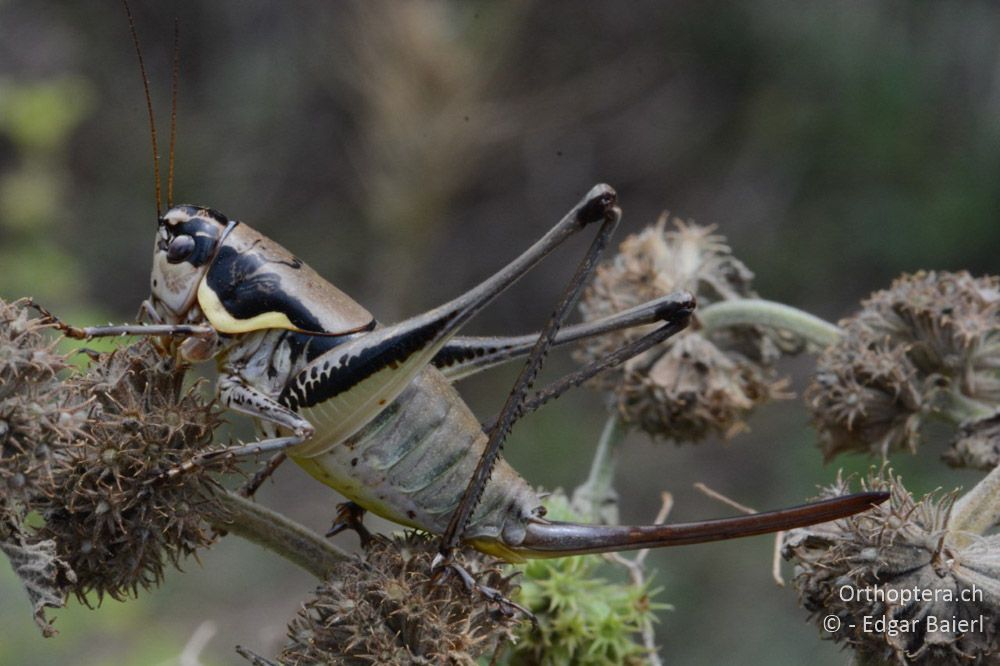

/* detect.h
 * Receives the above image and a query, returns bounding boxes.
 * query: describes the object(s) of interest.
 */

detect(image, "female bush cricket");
[42,3,888,576]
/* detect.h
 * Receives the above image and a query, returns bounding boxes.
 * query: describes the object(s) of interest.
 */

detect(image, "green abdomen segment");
[292,367,541,549]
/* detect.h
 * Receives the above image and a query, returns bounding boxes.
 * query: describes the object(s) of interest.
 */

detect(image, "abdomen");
[292,366,542,550]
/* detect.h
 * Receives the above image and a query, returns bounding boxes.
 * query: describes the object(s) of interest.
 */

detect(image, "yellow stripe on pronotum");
[197,278,301,334]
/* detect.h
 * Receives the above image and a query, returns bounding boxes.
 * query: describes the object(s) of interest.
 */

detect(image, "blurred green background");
[1,1,998,664]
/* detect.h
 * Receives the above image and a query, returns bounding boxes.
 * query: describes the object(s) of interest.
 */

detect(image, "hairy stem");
[697,299,842,348]
[208,490,349,579]
[932,390,998,426]
[571,415,626,524]
[949,463,1000,541]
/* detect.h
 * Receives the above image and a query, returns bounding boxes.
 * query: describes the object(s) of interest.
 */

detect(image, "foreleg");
[162,376,314,477]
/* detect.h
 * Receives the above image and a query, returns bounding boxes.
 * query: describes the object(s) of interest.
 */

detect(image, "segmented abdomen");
[293,366,542,547]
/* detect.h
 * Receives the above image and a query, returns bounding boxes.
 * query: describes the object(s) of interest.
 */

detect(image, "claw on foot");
[432,553,536,624]
[239,452,288,498]
[27,299,87,339]
[155,457,201,482]
[154,448,235,483]
[327,501,373,546]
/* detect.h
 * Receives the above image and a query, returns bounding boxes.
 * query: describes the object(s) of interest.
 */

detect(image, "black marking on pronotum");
[280,317,450,411]
[205,246,328,332]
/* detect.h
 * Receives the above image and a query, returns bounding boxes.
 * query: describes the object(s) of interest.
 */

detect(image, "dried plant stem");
[694,482,786,585]
[949,463,1000,543]
[179,620,217,666]
[771,531,785,586]
[697,298,842,348]
[692,482,755,514]
[208,491,349,579]
[606,491,673,666]
[572,414,626,523]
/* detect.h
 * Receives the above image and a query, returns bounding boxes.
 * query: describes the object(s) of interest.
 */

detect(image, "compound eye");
[166,234,196,263]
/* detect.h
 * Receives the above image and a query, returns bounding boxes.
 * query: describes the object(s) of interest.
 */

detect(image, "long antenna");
[121,0,162,217]
[168,17,180,208]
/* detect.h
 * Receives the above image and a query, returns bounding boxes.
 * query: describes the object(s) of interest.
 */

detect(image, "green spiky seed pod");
[502,493,666,666]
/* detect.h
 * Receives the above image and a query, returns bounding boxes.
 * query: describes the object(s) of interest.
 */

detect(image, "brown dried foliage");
[808,271,1000,462]
[783,471,1000,665]
[279,533,519,665]
[576,216,787,442]
[35,341,225,602]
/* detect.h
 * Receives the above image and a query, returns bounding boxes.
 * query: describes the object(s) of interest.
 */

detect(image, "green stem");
[697,299,843,349]
[208,491,349,579]
[933,390,998,426]
[571,415,626,524]
[949,463,1000,541]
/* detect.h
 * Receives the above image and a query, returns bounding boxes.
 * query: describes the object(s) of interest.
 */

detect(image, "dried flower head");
[783,471,1000,665]
[576,215,787,442]
[502,492,665,666]
[0,298,86,635]
[36,340,224,602]
[943,414,1000,470]
[857,271,1000,392]
[808,327,928,460]
[807,271,1000,461]
[0,299,84,503]
[277,532,519,665]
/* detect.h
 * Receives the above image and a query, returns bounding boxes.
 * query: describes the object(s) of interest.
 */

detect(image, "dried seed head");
[807,327,927,460]
[0,299,84,503]
[36,340,225,603]
[783,471,1000,665]
[0,298,90,634]
[0,299,70,385]
[943,414,1000,470]
[615,332,786,442]
[807,271,1000,461]
[858,271,1000,392]
[277,532,519,665]
[576,216,787,442]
